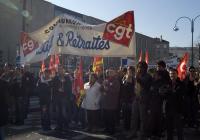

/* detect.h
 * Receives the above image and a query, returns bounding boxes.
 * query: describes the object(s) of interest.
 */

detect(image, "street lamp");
[173,15,200,66]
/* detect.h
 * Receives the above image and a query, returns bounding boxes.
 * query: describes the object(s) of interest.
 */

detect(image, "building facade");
[135,34,169,64]
[169,47,199,67]
[0,0,170,71]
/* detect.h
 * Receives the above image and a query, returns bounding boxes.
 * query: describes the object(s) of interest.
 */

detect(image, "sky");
[44,0,200,47]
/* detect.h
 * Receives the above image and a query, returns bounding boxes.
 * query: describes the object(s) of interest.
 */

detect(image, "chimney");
[160,35,163,42]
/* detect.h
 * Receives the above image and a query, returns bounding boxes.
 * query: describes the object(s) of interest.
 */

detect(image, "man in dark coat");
[52,66,72,131]
[131,61,152,140]
[102,69,120,135]
[0,75,9,140]
[166,68,184,140]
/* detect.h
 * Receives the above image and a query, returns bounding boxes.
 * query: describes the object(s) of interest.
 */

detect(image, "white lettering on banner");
[23,40,34,52]
[106,24,133,40]
[21,32,39,56]
[103,11,134,47]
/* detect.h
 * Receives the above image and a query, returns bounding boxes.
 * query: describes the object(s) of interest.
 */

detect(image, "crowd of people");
[0,60,200,140]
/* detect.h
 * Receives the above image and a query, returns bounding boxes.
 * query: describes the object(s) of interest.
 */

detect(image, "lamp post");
[173,15,200,66]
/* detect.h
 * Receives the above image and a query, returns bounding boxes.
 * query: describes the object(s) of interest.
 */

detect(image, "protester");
[121,66,135,131]
[81,73,102,132]
[102,69,120,135]
[130,61,152,139]
[22,68,34,118]
[148,70,169,139]
[166,68,184,140]
[0,73,9,140]
[52,66,72,131]
[11,68,24,125]
[38,69,52,131]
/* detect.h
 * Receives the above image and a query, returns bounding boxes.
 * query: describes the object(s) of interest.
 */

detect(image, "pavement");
[5,96,200,140]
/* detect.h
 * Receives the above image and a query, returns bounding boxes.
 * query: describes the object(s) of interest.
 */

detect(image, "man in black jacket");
[52,66,72,131]
[166,68,184,140]
[0,75,9,140]
[131,61,152,139]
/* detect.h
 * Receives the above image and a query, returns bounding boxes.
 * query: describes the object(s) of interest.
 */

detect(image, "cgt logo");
[103,11,134,47]
[20,32,39,56]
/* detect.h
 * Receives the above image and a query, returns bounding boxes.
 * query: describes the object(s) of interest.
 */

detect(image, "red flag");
[177,53,189,80]
[93,56,103,74]
[40,60,45,72]
[73,58,85,106]
[20,32,39,56]
[103,11,134,47]
[145,50,149,64]
[54,54,60,72]
[139,49,142,62]
[49,55,55,71]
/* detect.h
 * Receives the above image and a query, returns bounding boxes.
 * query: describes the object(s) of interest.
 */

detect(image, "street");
[5,97,200,140]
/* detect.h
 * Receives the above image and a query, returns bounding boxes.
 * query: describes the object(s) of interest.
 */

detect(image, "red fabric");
[103,11,134,47]
[139,49,142,62]
[54,54,60,72]
[41,60,45,72]
[145,50,149,64]
[177,53,189,80]
[20,32,39,56]
[93,56,103,74]
[49,55,55,71]
[73,58,84,106]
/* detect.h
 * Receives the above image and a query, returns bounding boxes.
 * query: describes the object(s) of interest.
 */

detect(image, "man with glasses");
[166,68,184,140]
[184,66,199,128]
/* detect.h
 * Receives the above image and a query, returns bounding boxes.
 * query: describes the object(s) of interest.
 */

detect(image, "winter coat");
[165,78,185,114]
[101,76,120,110]
[0,79,8,126]
[81,82,102,110]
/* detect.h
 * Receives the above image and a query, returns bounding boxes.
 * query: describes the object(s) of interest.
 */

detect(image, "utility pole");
[198,43,200,67]
[22,0,27,32]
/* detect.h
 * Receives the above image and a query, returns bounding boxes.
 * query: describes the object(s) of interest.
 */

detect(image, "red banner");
[20,32,39,56]
[103,11,134,47]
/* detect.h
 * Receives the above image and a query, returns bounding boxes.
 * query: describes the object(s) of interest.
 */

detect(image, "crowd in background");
[0,60,200,140]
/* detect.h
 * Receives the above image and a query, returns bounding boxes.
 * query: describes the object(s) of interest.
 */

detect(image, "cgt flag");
[93,56,103,74]
[177,53,189,80]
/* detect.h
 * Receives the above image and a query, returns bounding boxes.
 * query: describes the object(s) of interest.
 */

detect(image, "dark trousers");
[0,126,5,140]
[41,104,51,130]
[103,109,116,134]
[131,99,149,139]
[122,102,132,130]
[55,96,71,129]
[71,102,86,127]
[166,112,184,140]
[148,98,163,137]
[87,110,100,129]
[15,97,25,124]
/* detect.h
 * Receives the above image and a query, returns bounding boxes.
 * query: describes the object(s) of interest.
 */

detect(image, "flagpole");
[102,57,105,80]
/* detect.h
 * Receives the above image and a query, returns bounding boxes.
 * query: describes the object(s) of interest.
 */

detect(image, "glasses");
[189,70,195,72]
